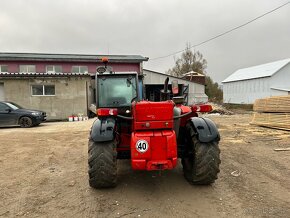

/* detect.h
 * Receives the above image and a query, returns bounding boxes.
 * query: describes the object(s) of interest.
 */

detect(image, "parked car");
[0,101,46,128]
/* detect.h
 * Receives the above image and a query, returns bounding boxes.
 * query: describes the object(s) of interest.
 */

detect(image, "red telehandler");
[88,58,220,188]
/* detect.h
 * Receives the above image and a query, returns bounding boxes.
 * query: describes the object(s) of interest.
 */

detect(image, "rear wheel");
[19,116,33,128]
[88,139,117,188]
[182,123,221,185]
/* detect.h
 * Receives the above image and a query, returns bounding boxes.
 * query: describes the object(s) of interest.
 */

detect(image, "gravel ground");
[0,114,289,218]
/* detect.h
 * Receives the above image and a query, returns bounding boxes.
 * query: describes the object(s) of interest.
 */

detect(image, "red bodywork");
[98,101,213,171]
[175,103,213,127]
[131,101,177,170]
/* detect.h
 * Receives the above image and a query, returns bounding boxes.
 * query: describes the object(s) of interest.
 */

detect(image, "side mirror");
[5,108,12,113]
[171,80,179,95]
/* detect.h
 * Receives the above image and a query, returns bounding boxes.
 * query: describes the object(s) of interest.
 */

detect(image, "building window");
[0,65,8,73]
[20,65,36,73]
[31,85,55,96]
[72,66,88,74]
[46,65,62,73]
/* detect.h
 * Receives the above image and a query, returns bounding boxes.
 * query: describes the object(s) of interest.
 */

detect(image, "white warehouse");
[222,58,290,104]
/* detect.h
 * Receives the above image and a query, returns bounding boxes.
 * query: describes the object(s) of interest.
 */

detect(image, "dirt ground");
[0,113,289,218]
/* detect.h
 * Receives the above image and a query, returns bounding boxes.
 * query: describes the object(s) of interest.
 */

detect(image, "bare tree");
[166,44,223,103]
[167,44,207,76]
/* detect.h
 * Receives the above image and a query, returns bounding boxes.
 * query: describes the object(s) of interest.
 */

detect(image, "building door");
[0,83,4,101]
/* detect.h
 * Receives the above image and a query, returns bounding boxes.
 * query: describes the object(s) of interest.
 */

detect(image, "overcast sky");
[0,0,289,83]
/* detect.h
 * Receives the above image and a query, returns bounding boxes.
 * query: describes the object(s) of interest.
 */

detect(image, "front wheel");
[19,116,33,128]
[182,123,221,185]
[88,139,117,188]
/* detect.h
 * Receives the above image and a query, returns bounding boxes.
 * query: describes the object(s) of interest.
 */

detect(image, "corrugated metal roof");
[182,71,202,76]
[271,87,290,92]
[143,69,199,84]
[222,58,290,83]
[0,72,91,77]
[0,52,149,63]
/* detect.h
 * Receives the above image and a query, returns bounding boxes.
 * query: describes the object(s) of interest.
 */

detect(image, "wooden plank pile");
[251,95,290,130]
[253,96,290,112]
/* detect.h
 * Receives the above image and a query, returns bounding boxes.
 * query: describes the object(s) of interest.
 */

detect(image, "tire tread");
[88,139,117,188]
[182,123,221,185]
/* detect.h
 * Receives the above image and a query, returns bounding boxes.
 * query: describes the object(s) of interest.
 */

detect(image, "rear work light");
[97,108,118,117]
[191,104,213,113]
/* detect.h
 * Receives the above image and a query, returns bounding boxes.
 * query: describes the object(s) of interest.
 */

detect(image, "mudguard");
[189,117,220,143]
[90,118,116,142]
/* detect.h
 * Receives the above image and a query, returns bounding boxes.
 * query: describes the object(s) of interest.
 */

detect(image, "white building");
[143,69,208,104]
[222,58,290,104]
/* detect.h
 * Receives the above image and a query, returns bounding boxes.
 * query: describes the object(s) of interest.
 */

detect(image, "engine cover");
[132,101,174,130]
[131,130,177,170]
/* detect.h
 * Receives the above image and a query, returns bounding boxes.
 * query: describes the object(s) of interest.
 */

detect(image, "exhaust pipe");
[160,77,170,101]
[164,77,169,93]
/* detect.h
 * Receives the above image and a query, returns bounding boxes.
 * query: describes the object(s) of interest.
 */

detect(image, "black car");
[0,101,46,128]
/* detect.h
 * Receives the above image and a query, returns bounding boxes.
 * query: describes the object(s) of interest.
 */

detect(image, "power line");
[150,1,290,61]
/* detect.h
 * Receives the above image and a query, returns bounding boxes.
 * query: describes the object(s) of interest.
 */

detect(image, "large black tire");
[88,139,117,188]
[19,116,33,128]
[182,123,221,185]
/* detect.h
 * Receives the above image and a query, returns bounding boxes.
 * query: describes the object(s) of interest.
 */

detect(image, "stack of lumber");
[253,96,290,112]
[251,95,290,130]
[251,113,290,130]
